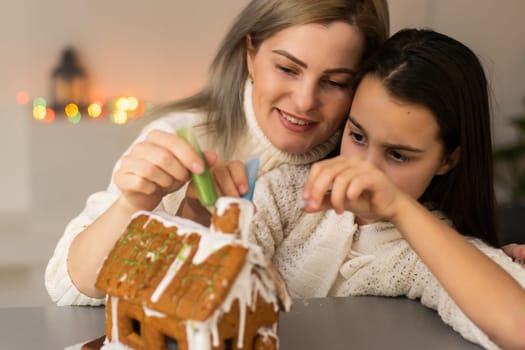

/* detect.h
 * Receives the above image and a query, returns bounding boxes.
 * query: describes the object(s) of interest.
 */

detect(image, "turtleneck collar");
[242,80,341,174]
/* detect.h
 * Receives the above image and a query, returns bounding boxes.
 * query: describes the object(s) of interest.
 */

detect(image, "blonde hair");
[153,0,390,157]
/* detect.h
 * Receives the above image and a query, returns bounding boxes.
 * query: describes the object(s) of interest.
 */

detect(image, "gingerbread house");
[95,197,291,350]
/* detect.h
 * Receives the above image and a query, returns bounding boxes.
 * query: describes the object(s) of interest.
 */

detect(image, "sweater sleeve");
[332,236,525,350]
[44,113,196,306]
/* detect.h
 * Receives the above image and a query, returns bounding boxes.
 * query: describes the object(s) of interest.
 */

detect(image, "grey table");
[0,296,482,350]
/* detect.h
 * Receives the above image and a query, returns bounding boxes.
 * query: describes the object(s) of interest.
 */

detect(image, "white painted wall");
[0,0,524,305]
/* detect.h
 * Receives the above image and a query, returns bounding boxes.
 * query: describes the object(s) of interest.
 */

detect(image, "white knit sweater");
[249,164,525,350]
[45,82,340,306]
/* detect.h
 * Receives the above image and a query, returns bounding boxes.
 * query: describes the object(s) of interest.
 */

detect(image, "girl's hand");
[502,244,525,267]
[114,129,210,211]
[186,160,249,200]
[302,156,405,222]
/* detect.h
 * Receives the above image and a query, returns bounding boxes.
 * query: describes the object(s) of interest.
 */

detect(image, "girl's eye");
[389,150,409,163]
[350,131,366,144]
[277,65,298,76]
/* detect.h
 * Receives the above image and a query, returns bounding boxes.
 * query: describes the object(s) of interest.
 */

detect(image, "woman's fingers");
[212,161,247,197]
[119,154,180,190]
[145,130,205,174]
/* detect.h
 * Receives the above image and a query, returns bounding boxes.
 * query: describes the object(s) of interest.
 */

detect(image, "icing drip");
[186,321,212,350]
[143,306,165,318]
[111,297,119,342]
[191,233,236,264]
[151,244,192,303]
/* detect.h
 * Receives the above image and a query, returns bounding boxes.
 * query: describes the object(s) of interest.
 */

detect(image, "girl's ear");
[436,147,460,175]
[246,35,256,81]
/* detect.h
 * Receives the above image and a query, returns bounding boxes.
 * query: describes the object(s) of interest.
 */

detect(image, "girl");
[45,0,390,304]
[248,29,525,349]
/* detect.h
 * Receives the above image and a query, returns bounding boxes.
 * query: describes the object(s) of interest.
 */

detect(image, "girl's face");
[341,75,455,200]
[247,21,364,154]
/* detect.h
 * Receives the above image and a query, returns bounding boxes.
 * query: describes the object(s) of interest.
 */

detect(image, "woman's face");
[341,74,456,200]
[247,21,364,154]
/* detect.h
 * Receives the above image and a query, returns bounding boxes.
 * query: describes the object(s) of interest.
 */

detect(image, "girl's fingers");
[304,157,356,210]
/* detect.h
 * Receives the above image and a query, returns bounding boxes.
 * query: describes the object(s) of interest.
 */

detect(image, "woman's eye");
[277,65,297,76]
[350,131,365,144]
[327,80,350,88]
[320,78,350,89]
[390,151,409,163]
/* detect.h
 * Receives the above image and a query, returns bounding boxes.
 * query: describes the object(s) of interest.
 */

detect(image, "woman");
[45,0,390,304]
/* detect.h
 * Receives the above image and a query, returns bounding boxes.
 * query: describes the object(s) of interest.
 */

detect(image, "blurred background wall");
[0,0,524,306]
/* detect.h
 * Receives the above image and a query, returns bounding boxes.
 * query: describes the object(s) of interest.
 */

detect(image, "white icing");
[111,297,119,342]
[143,306,166,318]
[191,233,237,264]
[186,321,212,350]
[132,210,209,236]
[151,244,192,303]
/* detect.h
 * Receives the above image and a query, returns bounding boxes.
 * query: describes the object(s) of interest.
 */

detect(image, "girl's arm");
[391,196,525,349]
[303,156,525,349]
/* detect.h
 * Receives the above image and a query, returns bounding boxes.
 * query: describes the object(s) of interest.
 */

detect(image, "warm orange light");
[112,110,128,125]
[43,108,56,123]
[87,103,102,118]
[65,103,79,117]
[33,105,47,120]
[127,97,139,111]
[115,97,130,111]
[16,91,30,105]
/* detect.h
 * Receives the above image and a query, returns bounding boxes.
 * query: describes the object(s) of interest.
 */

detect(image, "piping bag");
[241,154,260,201]
[177,125,218,212]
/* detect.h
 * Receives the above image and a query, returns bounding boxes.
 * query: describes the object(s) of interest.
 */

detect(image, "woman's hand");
[502,244,525,267]
[114,129,210,212]
[302,156,405,222]
[177,160,250,225]
[186,159,249,201]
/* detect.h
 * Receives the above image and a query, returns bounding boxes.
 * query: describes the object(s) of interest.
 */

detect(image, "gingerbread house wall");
[106,293,279,350]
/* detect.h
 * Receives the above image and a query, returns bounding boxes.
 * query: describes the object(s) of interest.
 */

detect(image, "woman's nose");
[294,81,319,112]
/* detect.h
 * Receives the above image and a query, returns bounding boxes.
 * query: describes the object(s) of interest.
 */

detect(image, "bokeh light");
[87,103,102,118]
[111,110,128,125]
[16,91,30,105]
[32,105,47,120]
[68,112,82,124]
[65,103,79,117]
[33,97,47,108]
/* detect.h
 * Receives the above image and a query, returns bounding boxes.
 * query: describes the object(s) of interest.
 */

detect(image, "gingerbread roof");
[96,198,291,321]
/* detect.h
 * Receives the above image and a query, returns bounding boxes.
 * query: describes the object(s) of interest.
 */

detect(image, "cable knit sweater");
[45,82,340,306]
[249,164,525,350]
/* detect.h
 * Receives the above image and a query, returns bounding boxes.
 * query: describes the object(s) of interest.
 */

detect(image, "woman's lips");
[277,109,317,132]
